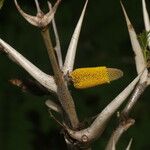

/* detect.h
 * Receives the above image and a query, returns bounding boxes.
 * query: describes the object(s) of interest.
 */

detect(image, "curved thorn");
[44,0,61,25]
[14,0,39,26]
[63,0,88,75]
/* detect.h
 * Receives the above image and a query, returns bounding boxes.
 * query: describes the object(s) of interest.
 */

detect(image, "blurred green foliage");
[0,0,5,9]
[138,30,150,61]
[0,0,150,149]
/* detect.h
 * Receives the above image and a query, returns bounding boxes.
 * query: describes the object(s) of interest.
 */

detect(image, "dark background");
[1,0,150,149]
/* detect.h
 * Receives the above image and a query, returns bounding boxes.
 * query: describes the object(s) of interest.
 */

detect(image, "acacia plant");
[1,0,150,149]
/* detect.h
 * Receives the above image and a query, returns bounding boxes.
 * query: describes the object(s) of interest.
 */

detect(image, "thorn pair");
[14,0,61,28]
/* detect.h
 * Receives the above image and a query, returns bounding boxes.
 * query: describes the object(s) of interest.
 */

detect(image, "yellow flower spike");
[69,67,123,89]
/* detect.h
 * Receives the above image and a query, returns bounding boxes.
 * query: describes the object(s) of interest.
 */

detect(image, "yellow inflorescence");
[69,67,109,89]
[69,67,123,89]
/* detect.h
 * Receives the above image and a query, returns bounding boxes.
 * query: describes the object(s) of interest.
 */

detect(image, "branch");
[105,3,150,149]
[105,119,134,150]
[106,78,148,150]
[0,38,57,93]
[66,72,143,142]
[121,81,147,116]
[15,0,79,129]
[41,28,79,129]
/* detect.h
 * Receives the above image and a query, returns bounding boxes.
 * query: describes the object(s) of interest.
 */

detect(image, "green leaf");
[138,31,148,50]
[138,30,150,62]
[0,0,5,9]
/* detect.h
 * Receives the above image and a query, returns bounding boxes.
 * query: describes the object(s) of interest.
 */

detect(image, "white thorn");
[112,138,116,150]
[44,0,61,26]
[126,138,133,150]
[45,99,62,113]
[34,0,42,14]
[121,1,146,74]
[63,0,88,74]
[142,0,150,32]
[14,0,39,26]
[0,38,57,93]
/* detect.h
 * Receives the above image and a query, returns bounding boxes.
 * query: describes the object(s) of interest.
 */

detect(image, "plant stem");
[105,118,134,150]
[41,27,79,129]
[122,81,147,116]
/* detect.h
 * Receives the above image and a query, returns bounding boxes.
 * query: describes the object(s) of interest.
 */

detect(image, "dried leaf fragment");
[9,78,50,96]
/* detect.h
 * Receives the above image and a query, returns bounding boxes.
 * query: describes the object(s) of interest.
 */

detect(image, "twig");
[48,109,65,128]
[105,2,150,149]
[105,119,134,150]
[41,27,79,129]
[48,1,63,68]
[66,73,142,142]
[106,80,147,150]
[122,81,147,117]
